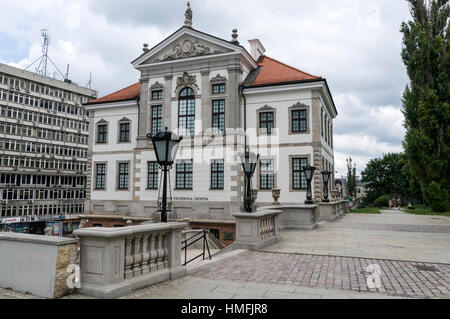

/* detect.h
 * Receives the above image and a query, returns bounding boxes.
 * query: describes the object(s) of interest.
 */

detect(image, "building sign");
[173,197,209,201]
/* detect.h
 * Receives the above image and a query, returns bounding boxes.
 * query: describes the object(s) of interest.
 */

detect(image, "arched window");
[178,87,195,136]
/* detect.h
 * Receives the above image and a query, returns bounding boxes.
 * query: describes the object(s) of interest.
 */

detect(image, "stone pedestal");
[232,210,281,251]
[259,205,320,230]
[74,222,187,299]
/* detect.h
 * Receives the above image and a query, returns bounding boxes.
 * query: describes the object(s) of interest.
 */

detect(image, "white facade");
[85,23,337,222]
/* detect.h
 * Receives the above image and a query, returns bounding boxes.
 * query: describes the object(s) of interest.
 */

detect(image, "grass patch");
[403,204,450,217]
[350,207,382,214]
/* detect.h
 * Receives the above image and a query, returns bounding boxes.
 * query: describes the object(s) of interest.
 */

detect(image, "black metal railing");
[181,229,212,266]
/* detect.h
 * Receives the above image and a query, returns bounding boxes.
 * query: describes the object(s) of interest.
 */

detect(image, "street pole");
[161,166,168,223]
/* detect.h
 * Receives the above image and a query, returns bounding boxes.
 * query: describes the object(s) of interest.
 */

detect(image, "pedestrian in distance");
[389,199,393,210]
[397,198,402,210]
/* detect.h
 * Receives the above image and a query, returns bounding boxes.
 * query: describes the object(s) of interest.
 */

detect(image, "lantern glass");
[148,129,183,166]
[322,171,331,183]
[240,151,259,175]
[303,165,316,181]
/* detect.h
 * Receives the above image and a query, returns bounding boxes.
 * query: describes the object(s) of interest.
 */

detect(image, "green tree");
[361,153,409,205]
[401,0,450,212]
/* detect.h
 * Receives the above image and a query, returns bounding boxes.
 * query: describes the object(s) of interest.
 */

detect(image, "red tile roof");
[86,82,141,105]
[250,55,321,86]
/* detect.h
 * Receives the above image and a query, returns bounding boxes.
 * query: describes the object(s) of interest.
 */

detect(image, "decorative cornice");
[210,74,227,83]
[258,104,275,111]
[174,72,199,93]
[119,117,131,123]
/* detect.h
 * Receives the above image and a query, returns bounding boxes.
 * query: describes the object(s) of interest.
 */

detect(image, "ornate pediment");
[175,72,199,93]
[210,74,227,83]
[150,81,165,90]
[154,39,222,63]
[292,102,308,108]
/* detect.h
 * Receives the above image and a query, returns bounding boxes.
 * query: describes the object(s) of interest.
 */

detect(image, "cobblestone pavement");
[189,251,450,299]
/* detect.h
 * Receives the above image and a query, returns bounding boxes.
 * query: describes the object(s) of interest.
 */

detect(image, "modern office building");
[0,63,97,235]
[83,5,337,244]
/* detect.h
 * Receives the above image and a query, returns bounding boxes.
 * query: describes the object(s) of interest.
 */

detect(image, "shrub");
[374,195,391,208]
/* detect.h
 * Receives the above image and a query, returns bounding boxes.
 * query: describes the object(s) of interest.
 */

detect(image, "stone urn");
[272,188,281,205]
[331,190,340,201]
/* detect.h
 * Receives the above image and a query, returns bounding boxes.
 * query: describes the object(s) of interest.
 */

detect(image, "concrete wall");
[0,233,78,298]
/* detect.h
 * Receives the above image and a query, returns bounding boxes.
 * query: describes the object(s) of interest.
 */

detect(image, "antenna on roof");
[86,72,92,89]
[25,29,66,80]
[65,64,70,80]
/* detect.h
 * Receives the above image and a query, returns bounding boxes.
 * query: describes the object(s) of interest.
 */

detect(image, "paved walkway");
[265,211,450,263]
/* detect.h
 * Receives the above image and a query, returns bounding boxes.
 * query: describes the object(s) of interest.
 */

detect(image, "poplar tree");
[401,0,449,211]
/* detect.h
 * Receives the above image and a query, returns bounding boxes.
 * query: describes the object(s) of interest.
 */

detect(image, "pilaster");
[137,78,149,149]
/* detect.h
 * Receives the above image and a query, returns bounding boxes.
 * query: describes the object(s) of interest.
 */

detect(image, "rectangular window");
[259,112,274,135]
[176,160,193,190]
[292,109,307,133]
[178,99,195,136]
[95,163,106,190]
[119,122,130,142]
[212,100,225,134]
[292,158,308,190]
[97,124,107,143]
[151,90,163,100]
[147,161,159,190]
[118,163,129,190]
[211,160,224,189]
[151,105,163,136]
[260,159,274,190]
[212,84,225,94]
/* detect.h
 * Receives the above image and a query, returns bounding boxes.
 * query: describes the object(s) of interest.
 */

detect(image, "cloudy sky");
[0,0,412,177]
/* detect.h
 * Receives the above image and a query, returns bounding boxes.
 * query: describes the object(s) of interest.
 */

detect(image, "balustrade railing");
[259,215,276,239]
[124,231,169,279]
[74,222,187,298]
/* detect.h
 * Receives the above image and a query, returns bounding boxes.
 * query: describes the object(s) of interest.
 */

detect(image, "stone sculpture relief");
[155,39,221,62]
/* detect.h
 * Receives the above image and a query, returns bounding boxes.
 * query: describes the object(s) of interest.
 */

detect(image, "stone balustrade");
[318,200,350,222]
[259,205,320,231]
[232,210,281,250]
[74,222,187,299]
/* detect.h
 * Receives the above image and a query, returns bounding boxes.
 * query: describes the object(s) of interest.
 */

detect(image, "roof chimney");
[248,39,266,61]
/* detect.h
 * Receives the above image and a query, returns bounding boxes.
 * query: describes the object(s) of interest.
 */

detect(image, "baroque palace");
[83,4,337,244]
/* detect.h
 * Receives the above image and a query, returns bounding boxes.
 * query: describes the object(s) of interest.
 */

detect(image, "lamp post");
[239,151,259,213]
[321,171,332,202]
[303,165,316,204]
[147,128,183,223]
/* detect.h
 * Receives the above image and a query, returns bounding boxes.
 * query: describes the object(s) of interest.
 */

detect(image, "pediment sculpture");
[155,39,221,62]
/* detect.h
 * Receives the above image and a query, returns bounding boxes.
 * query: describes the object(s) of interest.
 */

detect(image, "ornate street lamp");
[321,171,332,202]
[239,151,259,213]
[147,128,183,223]
[303,165,316,204]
